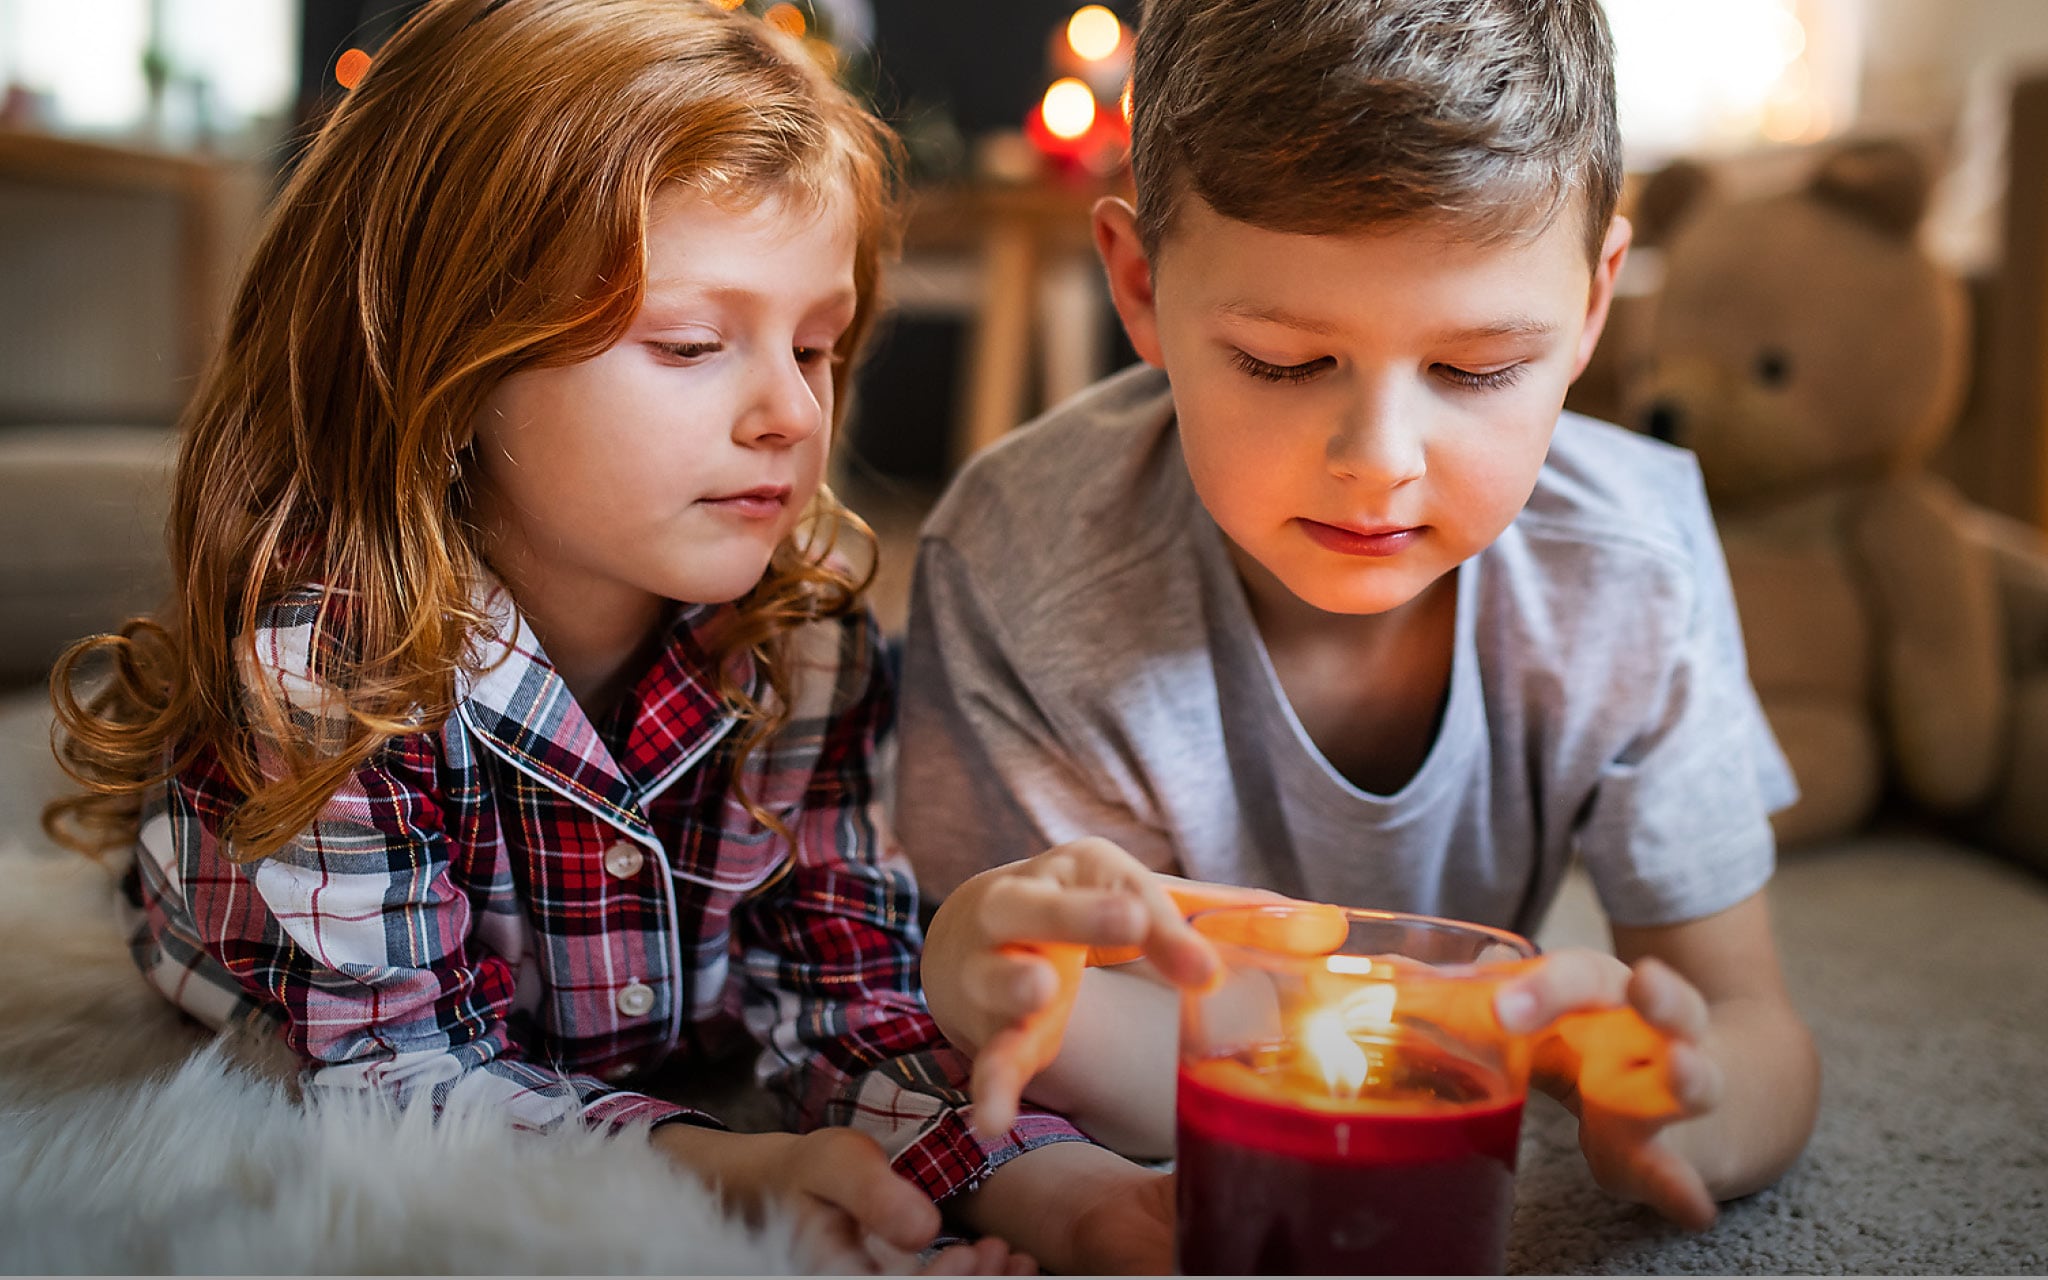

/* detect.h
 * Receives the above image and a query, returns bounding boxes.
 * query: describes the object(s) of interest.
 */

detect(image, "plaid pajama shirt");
[122,579,1086,1201]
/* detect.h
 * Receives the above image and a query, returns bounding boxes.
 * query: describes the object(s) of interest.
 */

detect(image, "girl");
[42,1,1079,1270]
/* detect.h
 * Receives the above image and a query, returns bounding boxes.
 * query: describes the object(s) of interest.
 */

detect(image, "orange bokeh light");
[764,3,806,37]
[335,48,372,90]
[708,0,746,8]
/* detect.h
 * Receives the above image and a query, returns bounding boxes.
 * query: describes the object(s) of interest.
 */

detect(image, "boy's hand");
[651,1124,1034,1273]
[1496,949,1725,1231]
[921,838,1237,1138]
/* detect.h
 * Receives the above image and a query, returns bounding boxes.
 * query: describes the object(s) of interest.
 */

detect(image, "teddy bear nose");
[1643,401,1686,445]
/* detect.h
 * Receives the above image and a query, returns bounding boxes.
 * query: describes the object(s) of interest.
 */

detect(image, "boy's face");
[1097,195,1629,618]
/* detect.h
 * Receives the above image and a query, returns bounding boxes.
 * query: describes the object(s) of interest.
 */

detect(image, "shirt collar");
[454,574,744,838]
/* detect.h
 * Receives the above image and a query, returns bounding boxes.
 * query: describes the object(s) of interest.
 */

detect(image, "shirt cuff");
[583,1088,724,1137]
[889,1105,1095,1203]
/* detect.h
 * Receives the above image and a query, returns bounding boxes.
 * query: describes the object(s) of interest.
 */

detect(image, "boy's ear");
[1570,214,1633,382]
[1092,197,1166,368]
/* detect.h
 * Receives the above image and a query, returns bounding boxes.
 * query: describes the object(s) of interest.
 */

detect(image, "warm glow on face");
[764,2,806,37]
[1067,5,1123,62]
[1119,78,1134,123]
[1041,77,1098,140]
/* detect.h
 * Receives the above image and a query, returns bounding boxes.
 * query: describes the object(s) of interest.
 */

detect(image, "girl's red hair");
[47,0,901,862]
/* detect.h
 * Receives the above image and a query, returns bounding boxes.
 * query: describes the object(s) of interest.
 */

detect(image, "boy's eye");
[1435,363,1526,391]
[1231,350,1333,384]
[653,340,721,361]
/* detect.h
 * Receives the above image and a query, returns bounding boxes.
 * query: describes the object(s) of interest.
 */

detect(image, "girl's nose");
[736,354,826,447]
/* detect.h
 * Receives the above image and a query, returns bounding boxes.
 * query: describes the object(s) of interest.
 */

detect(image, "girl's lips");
[1298,518,1424,557]
[699,485,791,519]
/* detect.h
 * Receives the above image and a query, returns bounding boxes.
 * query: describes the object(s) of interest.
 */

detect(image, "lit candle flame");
[1302,1010,1372,1097]
[1301,972,1398,1098]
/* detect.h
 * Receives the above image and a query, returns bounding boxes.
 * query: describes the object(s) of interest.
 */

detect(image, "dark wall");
[869,0,1113,133]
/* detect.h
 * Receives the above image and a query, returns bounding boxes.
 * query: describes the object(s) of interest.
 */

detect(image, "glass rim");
[1186,901,1539,971]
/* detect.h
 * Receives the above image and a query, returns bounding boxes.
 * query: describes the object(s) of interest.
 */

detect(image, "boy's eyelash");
[1231,351,1331,383]
[1436,363,1526,391]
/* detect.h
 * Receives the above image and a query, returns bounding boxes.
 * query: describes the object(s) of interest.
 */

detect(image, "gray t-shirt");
[895,365,1797,934]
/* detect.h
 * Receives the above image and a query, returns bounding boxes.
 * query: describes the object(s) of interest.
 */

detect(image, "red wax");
[1175,1046,1523,1276]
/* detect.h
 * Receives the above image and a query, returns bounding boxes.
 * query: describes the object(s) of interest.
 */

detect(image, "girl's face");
[470,186,857,622]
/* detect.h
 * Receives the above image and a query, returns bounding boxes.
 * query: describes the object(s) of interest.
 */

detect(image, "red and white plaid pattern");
[123,579,1084,1199]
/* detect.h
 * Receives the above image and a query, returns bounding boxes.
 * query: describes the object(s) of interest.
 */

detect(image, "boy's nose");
[737,356,825,447]
[1327,395,1426,487]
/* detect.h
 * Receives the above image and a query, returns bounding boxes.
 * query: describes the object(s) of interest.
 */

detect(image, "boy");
[901,0,1821,1251]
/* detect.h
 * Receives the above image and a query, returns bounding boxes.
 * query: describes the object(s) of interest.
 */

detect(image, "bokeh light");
[764,3,806,38]
[1066,5,1123,63]
[1041,77,1097,141]
[335,48,372,90]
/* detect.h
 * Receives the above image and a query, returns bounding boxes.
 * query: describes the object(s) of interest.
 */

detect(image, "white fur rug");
[0,845,814,1274]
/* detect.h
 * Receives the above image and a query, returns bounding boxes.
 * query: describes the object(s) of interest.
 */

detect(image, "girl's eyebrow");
[641,282,859,315]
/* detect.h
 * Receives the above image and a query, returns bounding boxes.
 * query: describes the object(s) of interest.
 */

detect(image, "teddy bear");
[1625,137,2048,872]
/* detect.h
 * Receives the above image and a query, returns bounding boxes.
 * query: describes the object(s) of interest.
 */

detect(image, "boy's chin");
[1270,561,1446,618]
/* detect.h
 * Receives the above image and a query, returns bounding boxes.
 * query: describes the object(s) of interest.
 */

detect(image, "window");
[1606,0,1862,165]
[0,0,297,151]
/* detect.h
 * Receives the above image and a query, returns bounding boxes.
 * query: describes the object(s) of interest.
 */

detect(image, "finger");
[1187,899,1352,958]
[1495,947,1632,1033]
[963,948,1062,1023]
[981,878,1150,950]
[799,1133,942,1253]
[788,1199,876,1276]
[1568,1007,1683,1120]
[969,1026,1032,1139]
[917,1241,984,1275]
[1628,957,1711,1041]
[1627,1141,1719,1232]
[1664,1040,1724,1116]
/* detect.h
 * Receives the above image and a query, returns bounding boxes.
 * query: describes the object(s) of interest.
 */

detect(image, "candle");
[1175,907,1541,1277]
[1174,1026,1524,1275]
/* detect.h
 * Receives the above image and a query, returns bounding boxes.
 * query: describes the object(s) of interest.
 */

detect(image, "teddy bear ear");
[1810,138,1930,239]
[1630,158,1715,248]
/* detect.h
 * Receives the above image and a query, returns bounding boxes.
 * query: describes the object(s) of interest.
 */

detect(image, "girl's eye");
[653,340,720,361]
[795,345,840,367]
[1232,350,1333,384]
[1435,363,1526,391]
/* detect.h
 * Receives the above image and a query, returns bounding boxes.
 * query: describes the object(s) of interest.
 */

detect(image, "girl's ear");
[1092,197,1166,368]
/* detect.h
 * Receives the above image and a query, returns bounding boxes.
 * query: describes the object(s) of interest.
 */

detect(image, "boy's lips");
[1297,517,1425,557]
[698,484,792,519]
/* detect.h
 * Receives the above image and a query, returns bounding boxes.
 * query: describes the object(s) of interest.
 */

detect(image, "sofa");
[1,425,2044,1273]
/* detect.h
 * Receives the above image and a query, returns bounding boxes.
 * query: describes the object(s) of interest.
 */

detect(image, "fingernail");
[1497,987,1540,1032]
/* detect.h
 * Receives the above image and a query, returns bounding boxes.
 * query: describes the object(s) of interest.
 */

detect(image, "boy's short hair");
[1130,0,1622,262]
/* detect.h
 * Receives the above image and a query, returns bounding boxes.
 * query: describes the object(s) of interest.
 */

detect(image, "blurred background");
[4,0,2048,642]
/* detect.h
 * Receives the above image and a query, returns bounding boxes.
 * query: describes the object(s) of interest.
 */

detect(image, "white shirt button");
[602,841,645,879]
[615,982,655,1018]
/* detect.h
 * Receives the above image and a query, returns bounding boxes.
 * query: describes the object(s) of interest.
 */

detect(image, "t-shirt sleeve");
[1574,465,1800,928]
[894,537,1176,900]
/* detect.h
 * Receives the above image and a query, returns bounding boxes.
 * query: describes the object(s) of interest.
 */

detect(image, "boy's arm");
[1608,890,1820,1201]
[1499,888,1819,1228]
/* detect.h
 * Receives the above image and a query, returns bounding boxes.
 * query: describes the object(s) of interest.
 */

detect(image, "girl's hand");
[920,838,1231,1137]
[652,1124,1033,1273]
[1496,949,1725,1230]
